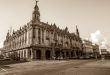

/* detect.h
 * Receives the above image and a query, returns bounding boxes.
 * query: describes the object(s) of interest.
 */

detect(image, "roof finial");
[34,0,39,9]
[35,0,39,4]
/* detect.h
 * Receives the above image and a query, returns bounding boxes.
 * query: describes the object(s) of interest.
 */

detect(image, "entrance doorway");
[55,51,60,59]
[36,50,41,59]
[66,51,69,57]
[45,50,51,60]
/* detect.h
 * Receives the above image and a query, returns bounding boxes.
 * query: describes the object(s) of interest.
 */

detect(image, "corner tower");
[32,1,40,23]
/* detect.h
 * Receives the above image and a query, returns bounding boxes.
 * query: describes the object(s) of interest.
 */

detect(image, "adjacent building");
[3,1,83,60]
[82,40,100,58]
[0,48,3,55]
[101,49,107,55]
[0,48,5,59]
[93,44,100,59]
[82,40,93,58]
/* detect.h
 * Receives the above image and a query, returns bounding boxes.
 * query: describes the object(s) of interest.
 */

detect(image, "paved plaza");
[0,60,110,75]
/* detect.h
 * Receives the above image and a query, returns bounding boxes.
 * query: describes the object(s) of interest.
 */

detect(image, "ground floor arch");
[71,51,74,57]
[55,51,60,59]
[66,51,69,57]
[45,50,51,60]
[36,50,41,59]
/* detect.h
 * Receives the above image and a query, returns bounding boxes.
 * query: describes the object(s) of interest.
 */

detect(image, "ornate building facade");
[3,1,82,60]
[82,40,93,58]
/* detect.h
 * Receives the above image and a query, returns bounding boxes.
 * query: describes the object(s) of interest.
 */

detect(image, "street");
[0,60,110,75]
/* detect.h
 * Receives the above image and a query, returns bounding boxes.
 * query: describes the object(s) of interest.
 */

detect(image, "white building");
[3,1,83,60]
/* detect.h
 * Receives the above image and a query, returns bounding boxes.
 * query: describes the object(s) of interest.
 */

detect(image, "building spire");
[32,0,40,23]
[76,25,80,36]
[35,0,39,10]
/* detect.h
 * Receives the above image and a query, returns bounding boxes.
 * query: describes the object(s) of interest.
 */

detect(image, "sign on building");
[101,49,107,55]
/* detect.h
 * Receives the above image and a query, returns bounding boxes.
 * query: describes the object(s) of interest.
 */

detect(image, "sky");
[0,0,110,49]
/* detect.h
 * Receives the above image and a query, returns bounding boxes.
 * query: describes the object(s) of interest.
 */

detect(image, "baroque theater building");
[3,1,83,60]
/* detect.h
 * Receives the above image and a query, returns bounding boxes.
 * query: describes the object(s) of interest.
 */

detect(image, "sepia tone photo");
[0,0,110,75]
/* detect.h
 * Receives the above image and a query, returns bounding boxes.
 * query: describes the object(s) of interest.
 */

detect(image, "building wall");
[83,40,93,58]
[82,40,100,58]
[3,2,83,60]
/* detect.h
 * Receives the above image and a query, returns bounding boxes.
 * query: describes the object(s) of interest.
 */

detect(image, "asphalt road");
[0,60,110,75]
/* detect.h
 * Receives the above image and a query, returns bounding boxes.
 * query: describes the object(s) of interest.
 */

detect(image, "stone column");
[20,50,22,59]
[41,48,45,60]
[51,48,55,60]
[22,49,24,59]
[69,51,71,59]
[64,50,66,59]
[31,48,34,59]
[25,49,28,59]
[60,49,63,60]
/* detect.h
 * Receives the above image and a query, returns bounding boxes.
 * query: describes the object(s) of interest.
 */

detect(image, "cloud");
[0,42,3,48]
[90,30,109,50]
